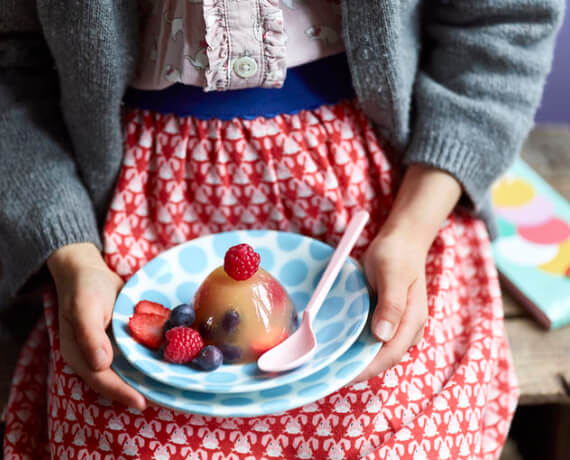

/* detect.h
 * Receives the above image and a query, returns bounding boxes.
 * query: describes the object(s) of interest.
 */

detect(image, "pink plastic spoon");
[257,210,370,373]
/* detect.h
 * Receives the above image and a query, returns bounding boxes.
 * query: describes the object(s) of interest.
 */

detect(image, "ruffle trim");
[203,0,229,91]
[258,0,287,88]
[203,0,287,91]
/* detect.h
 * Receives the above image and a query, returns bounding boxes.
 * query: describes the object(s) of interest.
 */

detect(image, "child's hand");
[350,163,462,383]
[47,243,146,411]
[354,231,428,381]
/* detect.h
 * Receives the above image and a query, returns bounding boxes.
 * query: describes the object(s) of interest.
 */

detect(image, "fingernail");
[93,347,107,370]
[375,320,393,341]
[135,397,147,412]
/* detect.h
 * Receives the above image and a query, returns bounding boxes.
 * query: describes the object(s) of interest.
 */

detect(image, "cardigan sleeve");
[404,0,565,210]
[0,41,102,307]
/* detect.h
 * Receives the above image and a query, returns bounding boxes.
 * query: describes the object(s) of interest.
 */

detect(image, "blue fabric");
[123,53,356,120]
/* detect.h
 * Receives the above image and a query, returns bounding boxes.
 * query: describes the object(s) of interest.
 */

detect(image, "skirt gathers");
[3,99,518,459]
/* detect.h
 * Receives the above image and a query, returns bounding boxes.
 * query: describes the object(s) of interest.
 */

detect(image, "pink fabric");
[133,0,344,91]
[3,101,519,459]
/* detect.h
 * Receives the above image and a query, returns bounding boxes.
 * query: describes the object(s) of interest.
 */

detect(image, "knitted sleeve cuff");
[0,71,104,306]
[0,145,103,303]
[401,0,564,213]
[0,206,102,306]
[403,127,504,212]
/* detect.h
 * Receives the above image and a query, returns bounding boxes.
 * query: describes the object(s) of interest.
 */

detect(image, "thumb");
[72,301,114,372]
[370,270,409,342]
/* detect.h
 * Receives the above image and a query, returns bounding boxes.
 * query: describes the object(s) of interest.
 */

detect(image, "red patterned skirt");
[4,100,518,459]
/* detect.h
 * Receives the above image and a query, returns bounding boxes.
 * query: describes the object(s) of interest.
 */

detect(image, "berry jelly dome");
[192,266,297,364]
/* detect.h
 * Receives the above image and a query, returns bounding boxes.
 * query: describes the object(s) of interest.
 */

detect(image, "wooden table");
[503,124,570,406]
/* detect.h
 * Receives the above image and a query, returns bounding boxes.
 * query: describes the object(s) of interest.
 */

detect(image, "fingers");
[370,269,408,342]
[361,318,420,380]
[60,315,147,411]
[51,250,138,408]
[350,278,427,384]
[66,298,114,372]
[407,276,426,347]
[85,366,147,412]
[411,325,425,346]
[374,277,426,369]
[61,271,123,372]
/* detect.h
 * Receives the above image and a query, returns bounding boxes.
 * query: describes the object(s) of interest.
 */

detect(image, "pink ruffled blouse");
[132,0,344,91]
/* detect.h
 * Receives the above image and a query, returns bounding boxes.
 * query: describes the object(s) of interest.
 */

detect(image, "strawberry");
[134,300,170,319]
[163,327,204,364]
[224,243,260,280]
[128,313,168,349]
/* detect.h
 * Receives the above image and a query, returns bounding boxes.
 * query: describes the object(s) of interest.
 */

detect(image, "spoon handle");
[305,210,370,323]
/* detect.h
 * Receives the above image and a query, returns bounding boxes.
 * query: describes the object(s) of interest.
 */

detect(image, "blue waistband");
[123,53,356,120]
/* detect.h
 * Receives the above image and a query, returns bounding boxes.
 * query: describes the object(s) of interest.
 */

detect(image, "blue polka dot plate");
[112,230,371,394]
[111,323,382,417]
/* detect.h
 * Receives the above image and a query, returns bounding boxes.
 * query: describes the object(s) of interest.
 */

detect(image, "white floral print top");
[133,0,344,91]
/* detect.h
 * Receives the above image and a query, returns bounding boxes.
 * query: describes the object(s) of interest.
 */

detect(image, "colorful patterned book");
[491,159,570,329]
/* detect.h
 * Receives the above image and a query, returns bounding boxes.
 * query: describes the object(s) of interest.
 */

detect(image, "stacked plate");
[111,230,382,417]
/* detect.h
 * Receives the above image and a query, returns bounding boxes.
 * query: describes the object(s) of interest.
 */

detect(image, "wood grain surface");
[503,124,570,405]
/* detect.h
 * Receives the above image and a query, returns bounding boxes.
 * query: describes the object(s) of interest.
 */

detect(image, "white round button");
[233,56,258,79]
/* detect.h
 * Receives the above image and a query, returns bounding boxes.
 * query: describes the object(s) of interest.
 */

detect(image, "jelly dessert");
[127,244,297,370]
[192,243,297,364]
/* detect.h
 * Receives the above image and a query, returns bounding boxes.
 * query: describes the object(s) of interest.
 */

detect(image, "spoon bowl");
[257,210,370,373]
[257,311,317,373]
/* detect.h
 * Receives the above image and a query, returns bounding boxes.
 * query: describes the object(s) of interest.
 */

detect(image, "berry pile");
[127,243,291,369]
[129,301,224,371]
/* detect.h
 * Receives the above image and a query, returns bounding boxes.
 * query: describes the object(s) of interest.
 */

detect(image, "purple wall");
[535,5,570,123]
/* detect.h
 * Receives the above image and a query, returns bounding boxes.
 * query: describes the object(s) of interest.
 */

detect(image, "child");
[0,0,563,458]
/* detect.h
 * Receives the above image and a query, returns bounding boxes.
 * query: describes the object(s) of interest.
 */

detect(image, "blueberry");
[199,317,215,340]
[169,303,195,327]
[194,345,223,371]
[163,319,177,335]
[220,344,242,364]
[221,309,240,334]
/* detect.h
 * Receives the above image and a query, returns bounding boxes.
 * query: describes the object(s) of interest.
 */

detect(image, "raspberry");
[163,327,204,364]
[224,243,260,280]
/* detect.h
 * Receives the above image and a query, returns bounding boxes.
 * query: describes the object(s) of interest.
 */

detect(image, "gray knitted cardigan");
[0,0,564,307]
